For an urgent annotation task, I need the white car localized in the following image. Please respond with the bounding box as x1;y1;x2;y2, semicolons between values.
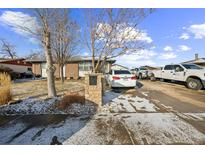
106;70;137;88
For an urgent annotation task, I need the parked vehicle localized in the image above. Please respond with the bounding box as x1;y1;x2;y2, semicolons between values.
131;67;152;79
150;64;205;90
106;69;137;88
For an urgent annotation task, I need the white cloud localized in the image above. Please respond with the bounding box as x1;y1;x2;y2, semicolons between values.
178;45;191;51
188;23;205;39
134;50;157;59
163;46;173;52
0;11;39;43
179;33;190;40
96;23;153;43
116;49;157;68
159;52;177;60
116;58;156;68
83;52;89;56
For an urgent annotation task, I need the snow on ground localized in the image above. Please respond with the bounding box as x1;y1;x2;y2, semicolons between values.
64;113;205;145
0;98;59;115
1;90;205;145
63;90;205;145
184;113;205;121
0;115;90;145
102;90;158;113
0;97;96;115
141;92;149;97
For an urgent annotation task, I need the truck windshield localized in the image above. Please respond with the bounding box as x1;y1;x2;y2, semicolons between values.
139;67;148;70
114;70;131;74
182;64;203;70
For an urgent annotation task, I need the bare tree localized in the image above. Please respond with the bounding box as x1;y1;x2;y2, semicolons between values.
33;9;57;97
52;9;79;83
83;9;154;73
0;39;17;59
26;50;45;60
7;9;57;97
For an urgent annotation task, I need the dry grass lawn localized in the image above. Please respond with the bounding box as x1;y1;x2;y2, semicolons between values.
0;73;12;105
11;79;85;101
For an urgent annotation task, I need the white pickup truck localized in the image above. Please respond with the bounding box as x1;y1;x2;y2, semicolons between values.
150;64;205;90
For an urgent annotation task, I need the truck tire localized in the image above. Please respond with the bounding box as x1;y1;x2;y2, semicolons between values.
150;74;156;81
187;78;202;90
138;73;142;80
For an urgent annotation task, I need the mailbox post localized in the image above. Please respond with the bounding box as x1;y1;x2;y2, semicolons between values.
85;73;103;106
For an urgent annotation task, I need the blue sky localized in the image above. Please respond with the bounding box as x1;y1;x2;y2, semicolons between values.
0;8;205;68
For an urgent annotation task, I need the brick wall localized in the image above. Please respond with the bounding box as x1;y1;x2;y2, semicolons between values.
32;64;41;76
66;63;79;79
85;73;103;106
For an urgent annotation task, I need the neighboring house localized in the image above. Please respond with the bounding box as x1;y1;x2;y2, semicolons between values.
111;64;129;70
0;58;32;73
182;54;205;68
27;56;115;79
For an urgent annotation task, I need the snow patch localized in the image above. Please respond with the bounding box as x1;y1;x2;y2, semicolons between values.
141;92;149;97
0;97;96;115
64;113;205;145
102;91;157;113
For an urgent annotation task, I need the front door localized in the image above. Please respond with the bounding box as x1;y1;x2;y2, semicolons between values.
162;65;174;80
173;65;185;81
41;63;47;78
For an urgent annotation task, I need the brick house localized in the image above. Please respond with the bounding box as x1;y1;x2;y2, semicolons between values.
27;57;115;79
0;58;32;73
182;54;205;68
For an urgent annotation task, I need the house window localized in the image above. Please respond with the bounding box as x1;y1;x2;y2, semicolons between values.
27;68;32;71
79;62;84;71
79;61;92;71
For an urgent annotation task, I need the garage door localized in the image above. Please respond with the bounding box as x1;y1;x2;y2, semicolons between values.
41;63;47;78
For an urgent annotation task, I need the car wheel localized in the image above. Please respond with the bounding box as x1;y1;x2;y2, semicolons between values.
187;78;202;90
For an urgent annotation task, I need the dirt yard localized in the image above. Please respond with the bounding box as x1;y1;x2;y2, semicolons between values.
11;79;84;101
138;80;205;112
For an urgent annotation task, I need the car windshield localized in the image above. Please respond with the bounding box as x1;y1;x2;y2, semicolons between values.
182;64;203;70
114;70;131;74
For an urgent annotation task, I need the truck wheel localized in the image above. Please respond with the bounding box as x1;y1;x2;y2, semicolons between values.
160;78;164;82
150;74;156;81
138;74;142;80
187;78;202;90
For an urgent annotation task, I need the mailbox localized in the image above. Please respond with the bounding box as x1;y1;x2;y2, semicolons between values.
89;75;97;85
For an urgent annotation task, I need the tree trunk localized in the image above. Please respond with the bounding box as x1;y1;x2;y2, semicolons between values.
44;31;57;97
60;64;64;83
91;31;95;73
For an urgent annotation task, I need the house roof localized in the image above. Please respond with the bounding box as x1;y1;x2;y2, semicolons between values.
26;56;116;63
0;58;32;66
0;58;25;62
182;58;205;64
